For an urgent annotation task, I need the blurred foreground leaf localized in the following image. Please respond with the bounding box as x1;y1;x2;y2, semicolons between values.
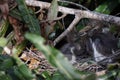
25;33;95;80
9;9;22;21
12;48;35;80
16;0;40;35
0;20;9;37
95;0;119;14
0;37;7;54
47;0;58;20
0;71;12;80
0;53;35;80
14;40;27;56
0;37;7;47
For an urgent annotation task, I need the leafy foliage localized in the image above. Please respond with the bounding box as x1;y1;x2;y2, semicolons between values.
0;54;35;80
16;0;41;35
95;0;119;14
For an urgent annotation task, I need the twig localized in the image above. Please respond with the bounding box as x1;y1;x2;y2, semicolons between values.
57;0;90;11
54;13;67;21
53;13;82;46
79;26;92;34
40;13;67;23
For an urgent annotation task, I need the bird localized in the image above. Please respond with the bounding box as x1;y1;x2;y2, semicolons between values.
89;27;118;64
60;43;82;64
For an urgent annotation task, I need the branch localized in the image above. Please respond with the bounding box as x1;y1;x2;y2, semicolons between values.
25;0;120;45
76;11;120;26
25;0;120;26
53;14;82;46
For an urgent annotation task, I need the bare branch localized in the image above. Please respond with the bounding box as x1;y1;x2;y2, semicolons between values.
25;0;120;45
25;0;120;26
25;0;75;14
76;11;120;26
40;13;67;23
53;13;82;46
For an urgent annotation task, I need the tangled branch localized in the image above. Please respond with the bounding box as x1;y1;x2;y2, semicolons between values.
25;0;120;45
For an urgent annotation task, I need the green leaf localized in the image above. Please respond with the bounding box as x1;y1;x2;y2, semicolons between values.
0;71;12;80
9;8;22;21
12;48;35;80
0;37;7;47
14;40;27;56
0;47;3;54
45;0;58;36
0;58;14;70
25;33;95;80
17;65;35;80
0;20;9;37
116;70;120;80
0;55;14;70
14;66;26;80
51;71;66;80
41;71;51;80
47;0;58;20
95;0;119;14
15;0;40;35
6;31;14;47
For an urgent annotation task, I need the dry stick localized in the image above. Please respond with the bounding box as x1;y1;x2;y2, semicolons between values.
40;13;67;23
54;13;82;46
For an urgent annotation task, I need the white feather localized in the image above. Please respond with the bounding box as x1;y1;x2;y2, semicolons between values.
92;42;106;62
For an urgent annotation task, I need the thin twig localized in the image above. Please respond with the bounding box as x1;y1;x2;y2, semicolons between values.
57;0;90;11
53;13;82;46
40;13;67;23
